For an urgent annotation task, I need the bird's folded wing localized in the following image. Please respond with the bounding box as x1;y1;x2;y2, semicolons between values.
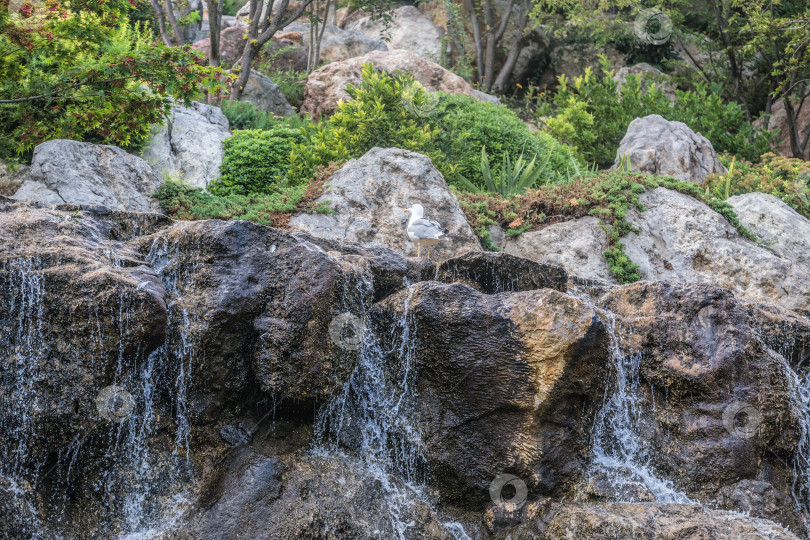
408;218;446;238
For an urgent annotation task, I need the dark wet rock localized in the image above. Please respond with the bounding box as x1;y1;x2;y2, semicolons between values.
0;476;42;540
597;281;801;513
435;251;567;294
180;449;452;539
374;281;610;506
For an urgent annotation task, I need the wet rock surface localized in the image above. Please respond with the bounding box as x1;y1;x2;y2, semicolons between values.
2;196;810;538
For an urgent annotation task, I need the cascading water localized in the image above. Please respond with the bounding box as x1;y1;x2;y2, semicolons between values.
0;245;198;539
588;309;694;504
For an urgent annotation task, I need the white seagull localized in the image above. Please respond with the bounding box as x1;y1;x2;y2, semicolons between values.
404;204;447;258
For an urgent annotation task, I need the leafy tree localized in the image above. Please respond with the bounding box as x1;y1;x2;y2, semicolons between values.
0;0;229;160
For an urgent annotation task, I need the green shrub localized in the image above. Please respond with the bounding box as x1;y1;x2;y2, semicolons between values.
288;63;579;190
210;126;306;196
219;100;310;131
155;168;334;227
430;93;582;187
703;152;810;218
288;64;442;182
541;57;774;166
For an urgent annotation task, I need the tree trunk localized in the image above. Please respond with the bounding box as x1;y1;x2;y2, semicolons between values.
150;0;174;46
207;0;224;67
164;0;185;45
464;0;485;87
491;3;528;93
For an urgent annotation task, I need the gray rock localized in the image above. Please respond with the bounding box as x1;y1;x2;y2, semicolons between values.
727;192;810;270
285;22;387;63
141;101;231;189
13;139;162;211
345;6;443;60
289;147;481;260
240;70;294;117
472;89;501;105
502;216;616;283
622;188;810;312
613;114;727;182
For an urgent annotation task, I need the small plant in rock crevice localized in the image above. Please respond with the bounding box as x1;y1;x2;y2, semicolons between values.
455;171;760;283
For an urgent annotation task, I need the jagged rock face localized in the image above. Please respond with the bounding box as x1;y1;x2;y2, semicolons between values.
141;101;231;189
596;281;805;529
0;198;168;470
289;147;481;261
178;450;452;539
345;6;443;59
12;139;162;211
435;251;568;294
613;114;727;182
191;26;247;66
373;282;610;505
300;49;479;119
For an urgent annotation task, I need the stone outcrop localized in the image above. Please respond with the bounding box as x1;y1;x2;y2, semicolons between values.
500;187;810;313
239;70;294;116
345;6;443;60
613;114;727;182
13;139;162;211
141;101;231;189
300;49;478;119
374;282;610;505
765;99;810;160
289;147;481;260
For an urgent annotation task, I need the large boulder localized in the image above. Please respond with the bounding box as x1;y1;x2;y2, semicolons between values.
13;139;162;211
240;70;294;116
345;6;443;60
501;187;810;313
289;147;481;260
141;101;231;189
300;49;479;119
285;22;387;64
621;187;810;312
613;114;727;182
191;25;247;66
613;62;676;102
373;281;610;505
497;216;614;281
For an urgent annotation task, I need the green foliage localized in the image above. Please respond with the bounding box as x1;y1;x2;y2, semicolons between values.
541;57;773;165
430;93;582;187
210;126;307;196
288;64;442;182
154;178;331;227
455;170;759;283
461;146;556;196
223;0;249;16
0;0;229;161
703;152;810;218
219;99;310;131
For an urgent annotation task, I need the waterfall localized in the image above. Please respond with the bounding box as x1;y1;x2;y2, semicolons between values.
588;310;694;504
313;283;439;537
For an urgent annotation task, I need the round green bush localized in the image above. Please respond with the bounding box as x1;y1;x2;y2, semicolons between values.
430;94;582;187
210;127;306;196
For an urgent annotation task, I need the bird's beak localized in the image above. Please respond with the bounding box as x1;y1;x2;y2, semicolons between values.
403;209;410;213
